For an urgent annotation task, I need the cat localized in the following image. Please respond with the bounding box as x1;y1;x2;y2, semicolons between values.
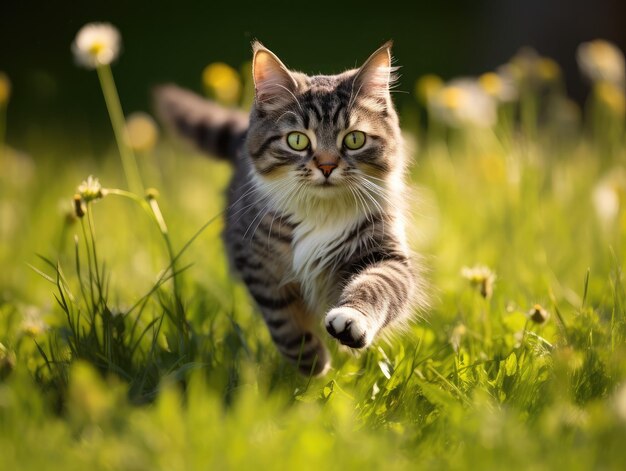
155;41;427;375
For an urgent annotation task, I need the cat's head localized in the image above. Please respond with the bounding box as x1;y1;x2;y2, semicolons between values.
247;41;403;210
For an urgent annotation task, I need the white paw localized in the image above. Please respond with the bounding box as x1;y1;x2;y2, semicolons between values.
325;307;373;348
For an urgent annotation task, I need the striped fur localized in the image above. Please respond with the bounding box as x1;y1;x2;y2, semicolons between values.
155;41;427;375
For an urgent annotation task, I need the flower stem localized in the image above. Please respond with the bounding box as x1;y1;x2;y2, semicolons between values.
106;188;188;343
96;65;144;195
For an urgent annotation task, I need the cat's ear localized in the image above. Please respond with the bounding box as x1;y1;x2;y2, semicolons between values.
353;41;396;99
252;41;298;109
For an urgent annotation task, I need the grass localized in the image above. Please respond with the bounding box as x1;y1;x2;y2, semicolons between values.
1;53;626;469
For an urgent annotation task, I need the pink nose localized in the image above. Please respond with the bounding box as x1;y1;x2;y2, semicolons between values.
317;162;337;177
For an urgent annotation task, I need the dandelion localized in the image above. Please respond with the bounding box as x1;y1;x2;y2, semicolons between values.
202;62;242;105
478;71;518;103
0;72;11;105
506;48;562;88
72;23;122;69
429;79;497;128
537;57;561;82
595;81;626;117
124;112;159;153
77;175;105;203
527;304;550;324
461;265;496;299
577;39;625;86
20;306;49;337
72;22;143;195
415;74;443;105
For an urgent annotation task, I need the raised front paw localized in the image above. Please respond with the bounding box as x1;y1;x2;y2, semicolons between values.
325;306;374;349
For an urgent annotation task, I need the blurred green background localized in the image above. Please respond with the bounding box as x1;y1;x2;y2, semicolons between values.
2;3;626;470
2;0;625;150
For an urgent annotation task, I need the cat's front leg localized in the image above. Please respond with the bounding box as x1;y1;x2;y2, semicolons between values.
325;256;415;348
247;281;330;375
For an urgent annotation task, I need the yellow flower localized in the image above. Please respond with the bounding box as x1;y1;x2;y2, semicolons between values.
125;112;159;153
440;86;467;109
537;58;561;82
461;265;496;299
202;62;242;105
0;71;11;105
577;39;625;86
479;71;518;102
430;80;497;128
595;80;626;116
527;304;550;324
77;175;104;203
415;74;443;105
72;23;122;69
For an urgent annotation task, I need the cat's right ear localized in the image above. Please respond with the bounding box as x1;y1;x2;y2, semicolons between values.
252;41;298;110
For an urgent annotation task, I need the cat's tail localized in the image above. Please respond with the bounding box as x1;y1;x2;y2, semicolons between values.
153;84;249;162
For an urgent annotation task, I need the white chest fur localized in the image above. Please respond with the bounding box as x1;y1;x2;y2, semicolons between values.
291;214;362;314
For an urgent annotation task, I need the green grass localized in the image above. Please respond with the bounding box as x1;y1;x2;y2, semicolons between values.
1;75;626;469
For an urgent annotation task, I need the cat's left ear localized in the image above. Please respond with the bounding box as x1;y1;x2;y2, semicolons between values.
353;41;396;99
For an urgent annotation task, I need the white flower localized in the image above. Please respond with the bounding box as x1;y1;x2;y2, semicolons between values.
592;169;624;225
461;265;496;299
429;79;497;128
77;175;104;202
577;39;625;86
72;23;121;69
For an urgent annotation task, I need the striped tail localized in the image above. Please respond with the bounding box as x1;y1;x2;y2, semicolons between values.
153;84;249;162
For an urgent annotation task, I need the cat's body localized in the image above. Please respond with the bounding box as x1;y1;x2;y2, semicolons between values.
156;42;427;375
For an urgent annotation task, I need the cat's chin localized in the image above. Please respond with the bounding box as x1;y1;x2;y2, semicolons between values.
307;182;345;198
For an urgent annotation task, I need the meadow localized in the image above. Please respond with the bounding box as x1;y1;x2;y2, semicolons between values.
1;26;626;470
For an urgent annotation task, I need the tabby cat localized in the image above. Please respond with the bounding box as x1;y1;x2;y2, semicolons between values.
155;41;427;375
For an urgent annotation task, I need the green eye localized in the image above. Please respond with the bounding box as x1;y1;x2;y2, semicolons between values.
343;131;366;150
287;132;310;151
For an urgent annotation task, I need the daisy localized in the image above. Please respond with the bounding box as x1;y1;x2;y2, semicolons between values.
577;39;625;86
72;23;122;69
